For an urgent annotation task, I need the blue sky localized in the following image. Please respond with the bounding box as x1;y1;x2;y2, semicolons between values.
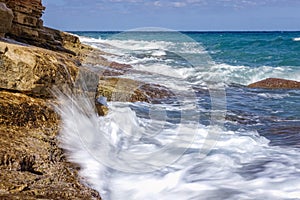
42;0;300;31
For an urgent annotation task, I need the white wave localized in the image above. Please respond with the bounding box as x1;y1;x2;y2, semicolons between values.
62;33;300;200
190;63;300;86
151;50;166;57
134;63;194;79
79;36;103;43
86;37;299;87
56;90;300;200
79;36;207;55
293;37;300;41
257;93;290;99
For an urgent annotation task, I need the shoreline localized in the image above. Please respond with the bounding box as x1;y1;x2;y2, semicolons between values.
0;1;175;198
1;1;300;199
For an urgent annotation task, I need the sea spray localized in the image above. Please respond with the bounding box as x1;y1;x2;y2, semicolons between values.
55;88;300;199
54;30;300;199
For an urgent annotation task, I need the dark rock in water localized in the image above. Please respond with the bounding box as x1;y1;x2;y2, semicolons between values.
248;78;300;89
0;2;13;37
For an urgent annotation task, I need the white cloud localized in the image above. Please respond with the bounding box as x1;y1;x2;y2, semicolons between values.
153;1;162;7
109;0;142;2
172;2;186;7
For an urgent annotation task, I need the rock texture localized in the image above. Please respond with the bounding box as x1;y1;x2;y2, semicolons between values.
0;1;105;197
248;78;300;89
0;40;80;98
97;77;174;103
0;0;77;54
0;91;100;199
0;2;13;37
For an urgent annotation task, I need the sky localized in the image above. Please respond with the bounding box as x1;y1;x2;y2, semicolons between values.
42;0;300;31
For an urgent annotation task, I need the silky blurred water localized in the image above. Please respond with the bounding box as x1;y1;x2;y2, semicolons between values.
57;31;300;199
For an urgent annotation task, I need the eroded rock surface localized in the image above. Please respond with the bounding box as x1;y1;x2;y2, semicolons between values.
0;0;78;54
0;91;101;199
248;78;300;89
0;41;79;98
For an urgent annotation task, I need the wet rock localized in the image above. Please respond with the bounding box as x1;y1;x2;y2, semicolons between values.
96;77;174;103
82;48;132;76
95;96;109;116
248;78;300;89
0;2;13;37
0;91;101;199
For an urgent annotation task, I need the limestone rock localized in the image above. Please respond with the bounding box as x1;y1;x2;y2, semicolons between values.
0;0;79;54
0;40;79;98
0;3;13;37
4;0;44;40
248;78;300;89
96;77;174;103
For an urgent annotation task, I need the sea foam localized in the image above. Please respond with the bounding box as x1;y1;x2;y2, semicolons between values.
293;37;300;41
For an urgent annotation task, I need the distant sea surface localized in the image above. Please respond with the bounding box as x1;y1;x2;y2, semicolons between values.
62;31;300;199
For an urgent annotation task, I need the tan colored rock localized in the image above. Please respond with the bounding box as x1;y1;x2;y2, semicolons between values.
95;104;109;116
0;41;79;98
13;11;39;27
0;2;13;37
0;91;101;199
248;78;300;89
1;0;78;54
97;77;174;103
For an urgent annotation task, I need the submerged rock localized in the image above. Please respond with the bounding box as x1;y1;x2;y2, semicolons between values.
0;2;13;37
248;78;300;89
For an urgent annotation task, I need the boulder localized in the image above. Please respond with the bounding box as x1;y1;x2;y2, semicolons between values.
0;3;13;37
248;78;300;89
96;77;174;103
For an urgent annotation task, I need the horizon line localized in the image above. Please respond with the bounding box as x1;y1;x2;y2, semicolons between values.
66;30;300;33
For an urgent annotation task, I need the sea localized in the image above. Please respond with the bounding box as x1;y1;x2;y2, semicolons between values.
56;30;300;200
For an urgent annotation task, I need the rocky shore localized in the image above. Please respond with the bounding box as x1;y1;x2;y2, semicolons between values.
0;0;174;199
1;0;299;199
0;0;101;199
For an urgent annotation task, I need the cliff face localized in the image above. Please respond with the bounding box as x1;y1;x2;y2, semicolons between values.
0;0;77;54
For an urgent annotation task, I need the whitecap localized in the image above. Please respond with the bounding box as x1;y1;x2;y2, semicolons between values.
189;63;300;86
293;37;300;41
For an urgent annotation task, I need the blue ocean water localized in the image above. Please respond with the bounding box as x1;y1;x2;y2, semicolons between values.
59;31;300;199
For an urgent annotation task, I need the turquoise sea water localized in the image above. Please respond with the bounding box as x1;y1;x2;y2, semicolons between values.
60;31;300;199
